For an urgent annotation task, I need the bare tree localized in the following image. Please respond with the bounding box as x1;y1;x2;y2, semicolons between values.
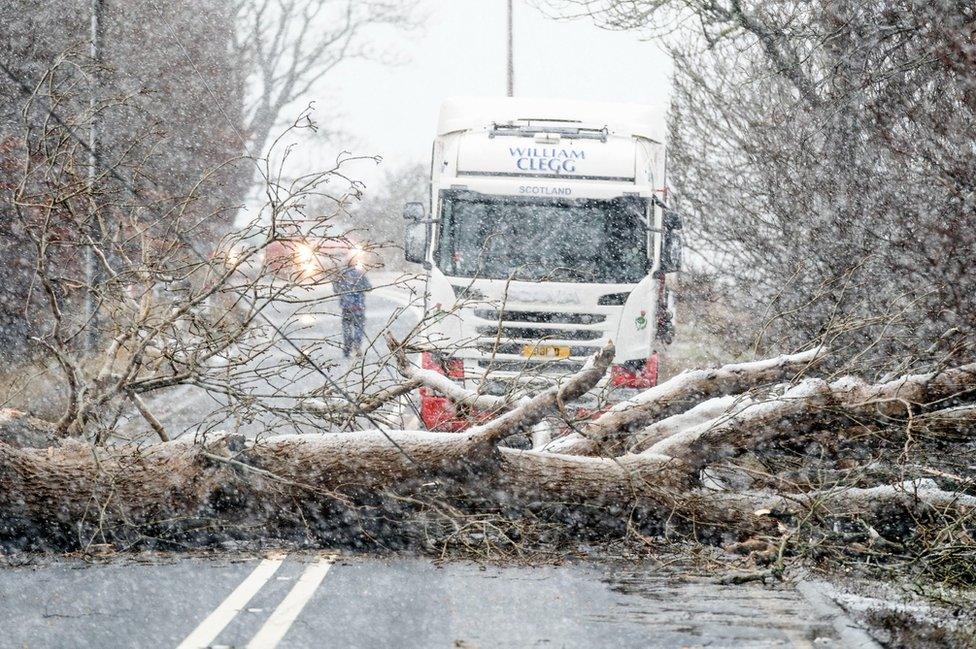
545;0;976;372
0;0;251;357
229;0;419;163
2;55;422;445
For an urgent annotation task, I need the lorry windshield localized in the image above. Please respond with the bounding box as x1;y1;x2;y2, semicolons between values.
436;192;649;283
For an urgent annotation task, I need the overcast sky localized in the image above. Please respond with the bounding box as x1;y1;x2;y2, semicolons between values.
309;0;672;189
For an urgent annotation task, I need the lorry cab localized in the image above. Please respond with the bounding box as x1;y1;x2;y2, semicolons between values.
404;97;681;430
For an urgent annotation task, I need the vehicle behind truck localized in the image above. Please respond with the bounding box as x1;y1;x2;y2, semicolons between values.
403;97;682;430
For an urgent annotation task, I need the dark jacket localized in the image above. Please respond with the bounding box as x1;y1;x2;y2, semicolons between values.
333;266;371;311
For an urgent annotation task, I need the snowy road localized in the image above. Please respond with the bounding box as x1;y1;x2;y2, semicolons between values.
0;552;872;648
117;274;425;441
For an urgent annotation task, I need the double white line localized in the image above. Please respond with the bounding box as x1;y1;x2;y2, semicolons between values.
176;552;338;649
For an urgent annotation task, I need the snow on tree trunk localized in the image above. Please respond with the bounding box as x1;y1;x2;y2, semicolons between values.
1;348;974;551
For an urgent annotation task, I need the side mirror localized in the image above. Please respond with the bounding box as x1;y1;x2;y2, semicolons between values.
659;209;683;274
402;201;425;222
404;220;427;264
663;209;683;232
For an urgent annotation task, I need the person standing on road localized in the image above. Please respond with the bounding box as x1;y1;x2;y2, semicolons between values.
333;253;372;357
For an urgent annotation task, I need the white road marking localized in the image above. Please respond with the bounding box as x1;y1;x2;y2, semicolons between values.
175;553;286;649
246;553;339;649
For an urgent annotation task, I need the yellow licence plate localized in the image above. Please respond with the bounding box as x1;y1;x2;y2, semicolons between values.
521;344;571;359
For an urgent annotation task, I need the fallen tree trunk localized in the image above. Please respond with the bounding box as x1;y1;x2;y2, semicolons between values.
0;345;617;545
705;479;976;518
2;348;974;557
572;347;826;455
544;394;756;456
497;447;688;499
245;343;617;488
647;365;976;475
0;436;239;546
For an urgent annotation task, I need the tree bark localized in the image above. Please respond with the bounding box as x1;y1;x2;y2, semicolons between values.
0;344;616;540
574;347;824;455
3;350;975;551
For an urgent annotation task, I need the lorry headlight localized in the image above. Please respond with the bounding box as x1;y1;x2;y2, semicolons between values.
294;243;315;265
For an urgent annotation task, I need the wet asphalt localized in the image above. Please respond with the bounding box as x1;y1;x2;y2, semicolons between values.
0;552;855;648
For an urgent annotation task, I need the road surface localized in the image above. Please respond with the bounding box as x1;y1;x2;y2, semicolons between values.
0;551;874;648
115;272;425;441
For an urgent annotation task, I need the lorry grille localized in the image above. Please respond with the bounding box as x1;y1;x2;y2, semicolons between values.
473;309;605;326
475;325;602;342
466;306;612;383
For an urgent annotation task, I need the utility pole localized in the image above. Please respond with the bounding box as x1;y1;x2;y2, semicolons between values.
506;0;514;97
86;0;103;350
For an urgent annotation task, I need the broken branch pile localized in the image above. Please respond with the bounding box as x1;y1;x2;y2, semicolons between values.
1;345;974;578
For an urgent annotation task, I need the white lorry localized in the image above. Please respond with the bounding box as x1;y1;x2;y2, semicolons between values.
403;97;682;430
